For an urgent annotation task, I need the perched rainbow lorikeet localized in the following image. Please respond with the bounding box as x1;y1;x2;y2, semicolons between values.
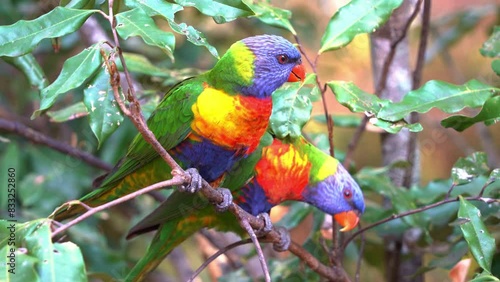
123;132;365;281
54;35;305;221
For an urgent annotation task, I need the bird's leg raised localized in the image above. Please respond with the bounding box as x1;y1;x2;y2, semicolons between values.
179;168;203;193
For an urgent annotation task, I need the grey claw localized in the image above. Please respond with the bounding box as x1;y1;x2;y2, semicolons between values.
180;168;203;193
273;227;290;252
214;188;233;212
255;213;273;237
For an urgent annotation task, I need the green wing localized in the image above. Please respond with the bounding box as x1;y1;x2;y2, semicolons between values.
54;76;206;221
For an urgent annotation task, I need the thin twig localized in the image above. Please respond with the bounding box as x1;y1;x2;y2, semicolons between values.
293;35;335;157
51;176;184;238
239;219;270;282
342;195;498;249
188;238;253;282
354;229;365;282
199;230;242;269
0;118;112;171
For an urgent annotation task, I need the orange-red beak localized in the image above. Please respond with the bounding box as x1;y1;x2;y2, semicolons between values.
334;211;360;232
288;63;305;82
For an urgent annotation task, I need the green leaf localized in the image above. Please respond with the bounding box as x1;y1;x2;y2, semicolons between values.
122;0;219;57
244;0;296;35
441;96;500;131
492;59;500;76
46;102;88;122
457;197;496;272
319;0;403;53
115;8;175;60
60;0;95;9
270;74;316;139
369;117;423;134
489;168;500;183
174;0;253;23
378;80;500;122
124;0;183;20
167;20;218;58
451;152;490;185
470;272;500;282
2;54;48;90
32;42;103;118
83;68;124;147
480;25;500;58
0;219;87;282
0;7;97;57
327;81;421;133
328;80;389;113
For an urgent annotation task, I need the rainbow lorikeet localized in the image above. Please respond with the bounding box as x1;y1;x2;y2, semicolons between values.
124;133;365;281
54;35;305;221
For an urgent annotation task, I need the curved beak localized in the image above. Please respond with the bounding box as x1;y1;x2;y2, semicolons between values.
288;63;305;82
334;210;360;232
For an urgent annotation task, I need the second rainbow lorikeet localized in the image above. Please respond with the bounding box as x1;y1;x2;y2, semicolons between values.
54;35;305;221
123;132;365;281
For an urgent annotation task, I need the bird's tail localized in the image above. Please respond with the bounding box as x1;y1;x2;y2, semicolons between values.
125;218;202;281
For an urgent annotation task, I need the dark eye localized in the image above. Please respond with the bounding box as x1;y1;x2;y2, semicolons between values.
343;188;353;200
276;54;289;64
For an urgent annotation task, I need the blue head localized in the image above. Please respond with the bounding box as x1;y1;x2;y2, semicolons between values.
210;35;304;98
302;163;365;231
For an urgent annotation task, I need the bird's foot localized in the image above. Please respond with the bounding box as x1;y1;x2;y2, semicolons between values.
255;213;273;237
273;227;291;252
179;168;203;193
213;188;233;213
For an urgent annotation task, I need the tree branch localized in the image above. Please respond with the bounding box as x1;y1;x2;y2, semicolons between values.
51;176;184;238
0;117;112;171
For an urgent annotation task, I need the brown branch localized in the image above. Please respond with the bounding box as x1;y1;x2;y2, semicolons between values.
403;0;431;189
342;195;498;249
0;117;112;171
106;0;183;174
51;176;184;238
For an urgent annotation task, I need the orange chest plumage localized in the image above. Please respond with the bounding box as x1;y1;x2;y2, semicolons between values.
190;87;272;154
254;139;312;203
